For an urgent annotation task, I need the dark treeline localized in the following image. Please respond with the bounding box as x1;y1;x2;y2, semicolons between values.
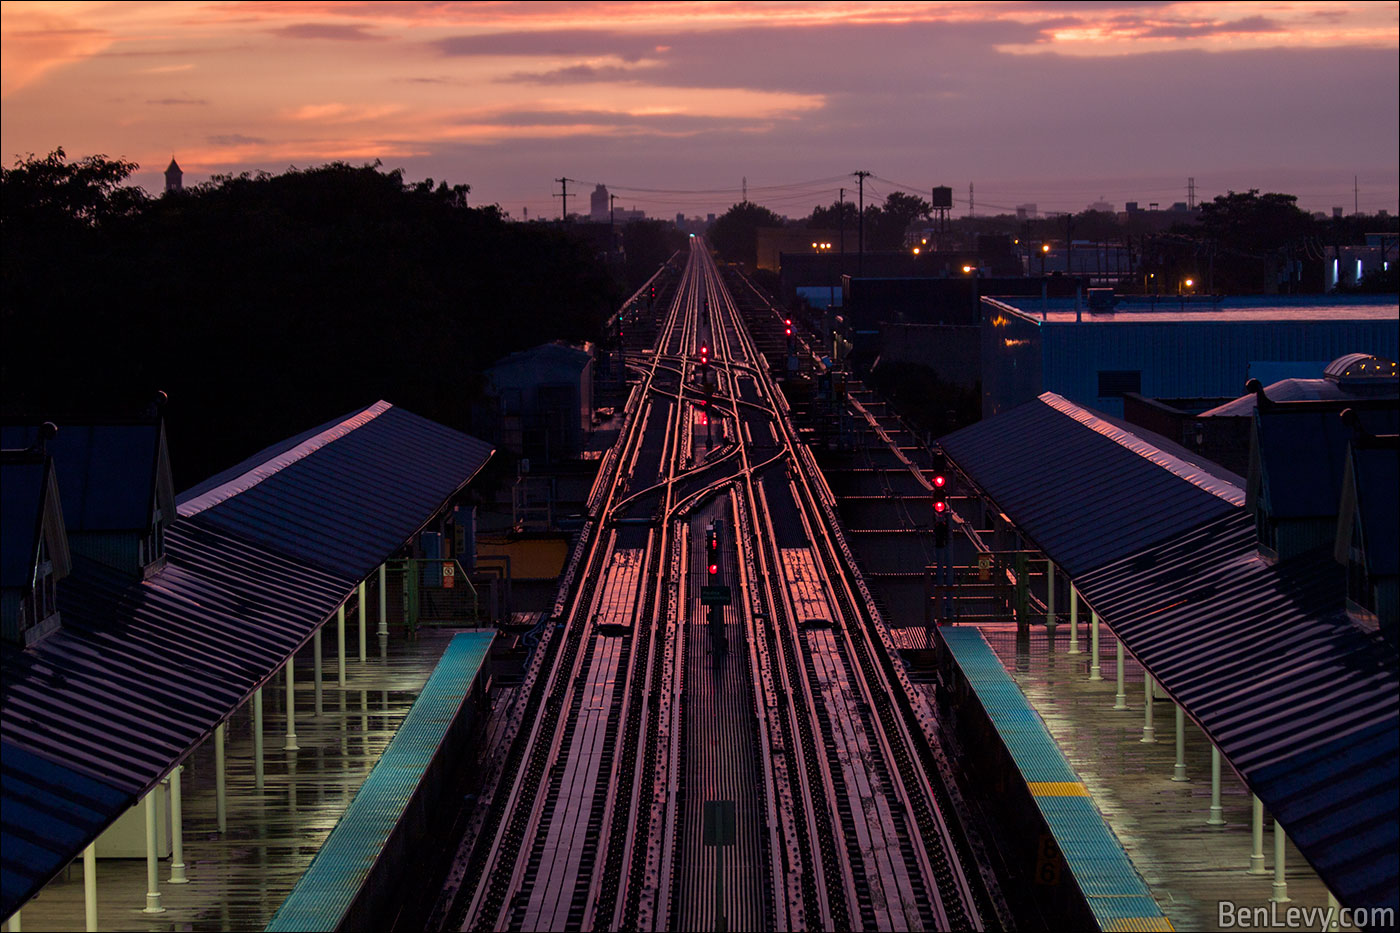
1;150;625;487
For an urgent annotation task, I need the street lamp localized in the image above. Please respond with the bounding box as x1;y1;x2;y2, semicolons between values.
1041;243;1050;276
812;241;834;310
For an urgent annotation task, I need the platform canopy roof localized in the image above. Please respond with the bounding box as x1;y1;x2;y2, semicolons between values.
1;401;492;917
940;392;1398;912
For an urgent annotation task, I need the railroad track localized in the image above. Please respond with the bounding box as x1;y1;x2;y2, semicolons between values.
444;241;995;932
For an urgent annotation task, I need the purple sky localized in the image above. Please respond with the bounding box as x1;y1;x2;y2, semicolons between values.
2;1;1397;219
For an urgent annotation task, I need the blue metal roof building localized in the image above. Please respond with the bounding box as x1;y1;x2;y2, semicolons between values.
940;392;1399;912
0;400;493;918
980;295;1399;419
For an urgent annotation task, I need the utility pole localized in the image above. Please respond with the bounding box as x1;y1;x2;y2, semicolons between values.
1188;176;1196;211
554;177;570;221
742;176;747;203
1354;175;1359;216
1065;212;1074;280
839;187;846;255
854;171;870;276
969;181;974;219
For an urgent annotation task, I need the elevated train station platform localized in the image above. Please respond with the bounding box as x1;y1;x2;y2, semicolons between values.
10;627;492;932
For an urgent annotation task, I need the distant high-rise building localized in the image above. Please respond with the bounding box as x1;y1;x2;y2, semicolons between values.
591;184;610;223
1015;203;1037;220
1125;201;1140;214
164;157;183;194
1088;198;1114;213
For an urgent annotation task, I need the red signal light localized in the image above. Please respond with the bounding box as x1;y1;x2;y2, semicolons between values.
933;474;947;488
933;500;947;514
709;563;719;576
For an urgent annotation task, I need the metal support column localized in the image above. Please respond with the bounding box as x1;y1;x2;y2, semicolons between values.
1172;706;1188;781
214;724;226;833
313;629;323;715
83;843;97;931
1067;585;1080;654
1045;561;1056;642
1141;673;1156;741
253;688;264;792
284;658;299;751
1208;745;1225;825
1271;821;1290;902
1113;638;1128;709
377;562;389;656
337;604;346;687
1249;796;1267;873
1089;611;1102;680
143;792;165;913
358;580;367;663
168;766;187;883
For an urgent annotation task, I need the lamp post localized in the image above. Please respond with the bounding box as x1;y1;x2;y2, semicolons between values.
813;241;833;311
1041;243;1050;276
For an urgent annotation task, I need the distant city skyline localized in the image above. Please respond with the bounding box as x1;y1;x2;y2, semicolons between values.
2;1;1397;219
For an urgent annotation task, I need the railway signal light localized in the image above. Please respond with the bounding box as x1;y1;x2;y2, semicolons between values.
784;318;793;338
932;451;950;517
706;527;719;576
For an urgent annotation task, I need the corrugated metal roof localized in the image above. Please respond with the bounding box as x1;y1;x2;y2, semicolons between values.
1;425;160;531
0;741;129;911
1;401;493;917
940;393;1241;578
178;403;494;579
1075;511;1399;911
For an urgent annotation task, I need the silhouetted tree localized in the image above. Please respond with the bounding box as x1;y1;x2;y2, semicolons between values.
1;153;620;485
1197;190;1314;255
806;199;858;232
622;220;687;291
709;201;786;266
865;191;931;251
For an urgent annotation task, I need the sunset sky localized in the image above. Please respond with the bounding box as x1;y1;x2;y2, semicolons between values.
2;1;1397;219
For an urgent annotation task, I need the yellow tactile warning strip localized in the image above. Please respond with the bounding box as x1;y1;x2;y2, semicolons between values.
1026;781;1090;797
1105;917;1176;931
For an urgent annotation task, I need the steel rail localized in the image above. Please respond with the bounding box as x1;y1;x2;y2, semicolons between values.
715;256;986;930
723;265;991;930
458;252;694;932
700;248;835;931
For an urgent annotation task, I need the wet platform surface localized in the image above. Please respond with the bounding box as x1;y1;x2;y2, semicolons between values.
972;621;1355;933
15;626;468;932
